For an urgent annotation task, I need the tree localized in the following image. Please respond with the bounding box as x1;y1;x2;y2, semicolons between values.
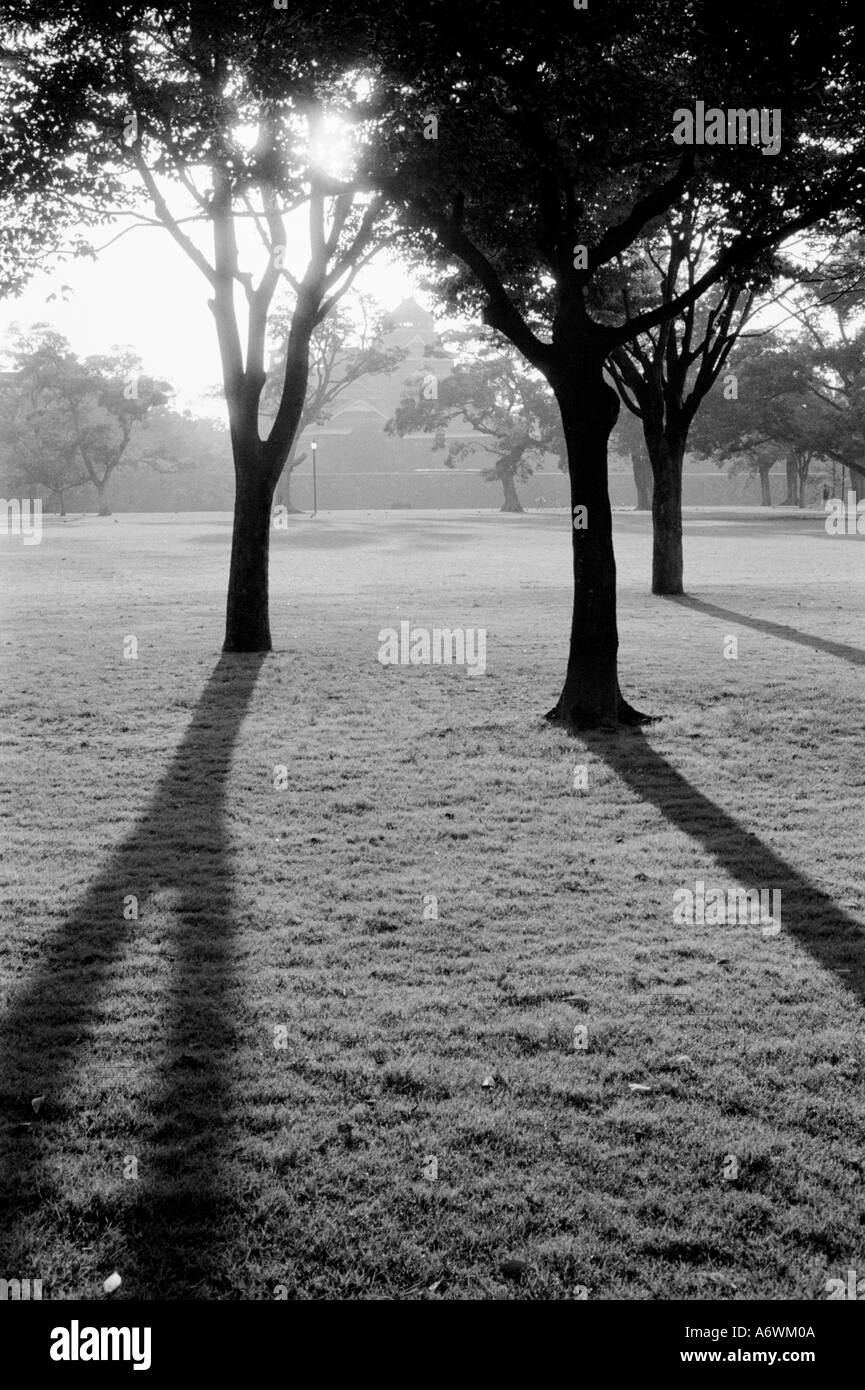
0;327;172;514
0;330;90;516
386;331;564;512
367;0;865;725
611;402;653;511
73;351;173;515
0;36;119;302
788;237;865;503
263;295;405;512
741;443;780;508
689;335;835;507
120;409;230;510
2;3;391;648
603;194;776;589
0;194;99;303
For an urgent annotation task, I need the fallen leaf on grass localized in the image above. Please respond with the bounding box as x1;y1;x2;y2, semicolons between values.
696;1271;738;1290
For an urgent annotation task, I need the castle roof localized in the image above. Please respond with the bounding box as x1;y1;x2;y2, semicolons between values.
389;297;434;330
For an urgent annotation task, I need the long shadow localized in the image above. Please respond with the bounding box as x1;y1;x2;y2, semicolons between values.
582;727;865;1007
0;654;265;1297
670;594;865;668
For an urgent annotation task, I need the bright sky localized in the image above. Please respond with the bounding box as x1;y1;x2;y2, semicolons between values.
0;191;420;416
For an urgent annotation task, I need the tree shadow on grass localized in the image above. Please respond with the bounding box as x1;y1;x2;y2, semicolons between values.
580;727;865;1008
0;654;265;1297
669;595;865;669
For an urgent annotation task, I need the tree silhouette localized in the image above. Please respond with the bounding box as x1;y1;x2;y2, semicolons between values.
387;331;564;512
0;327;171;515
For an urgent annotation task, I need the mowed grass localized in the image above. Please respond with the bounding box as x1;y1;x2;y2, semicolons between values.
1;506;864;1301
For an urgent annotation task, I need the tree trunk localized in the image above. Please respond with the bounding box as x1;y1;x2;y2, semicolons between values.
851;467;865;504
758;463;772;507
782;452;798;506
212;228;315;653
631;443;653;510
647;430;685;595
274;453;304;512
796;454;809;507
500;469;524;513
223;451;277;653
545;362;651;728
96;481;111;516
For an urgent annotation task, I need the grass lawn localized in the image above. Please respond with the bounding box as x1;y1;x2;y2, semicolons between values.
1;506;864;1300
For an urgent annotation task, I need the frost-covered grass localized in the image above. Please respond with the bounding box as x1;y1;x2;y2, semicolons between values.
1;507;863;1300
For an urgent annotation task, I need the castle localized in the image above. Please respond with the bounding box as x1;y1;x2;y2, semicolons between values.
290;296;496;508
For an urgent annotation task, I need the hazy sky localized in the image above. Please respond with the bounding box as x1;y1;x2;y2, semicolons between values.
0;192;420;415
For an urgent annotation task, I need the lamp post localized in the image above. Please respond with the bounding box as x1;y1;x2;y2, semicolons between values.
311;440;318;518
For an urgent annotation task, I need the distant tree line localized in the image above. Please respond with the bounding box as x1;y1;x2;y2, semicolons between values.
0;326;231;515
